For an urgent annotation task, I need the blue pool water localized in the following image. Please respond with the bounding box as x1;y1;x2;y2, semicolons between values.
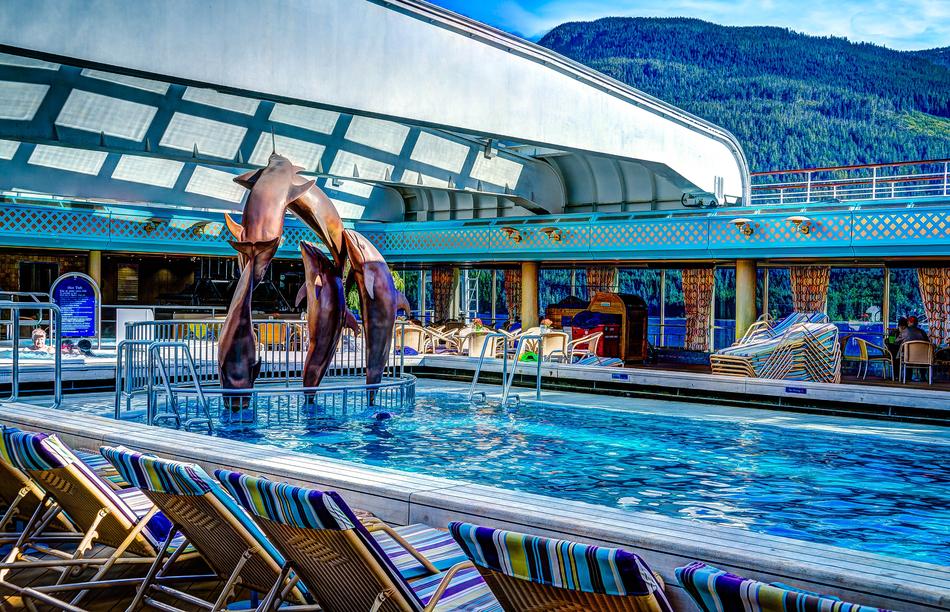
218;391;950;566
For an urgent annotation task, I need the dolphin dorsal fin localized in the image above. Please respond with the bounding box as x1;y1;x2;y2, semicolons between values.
224;213;244;241
287;179;315;203
364;268;376;300
233;168;263;189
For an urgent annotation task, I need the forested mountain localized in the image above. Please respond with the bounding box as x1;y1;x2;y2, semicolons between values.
537;18;950;171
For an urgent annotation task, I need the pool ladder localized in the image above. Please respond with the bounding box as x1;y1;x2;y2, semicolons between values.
469;332;543;407
146;342;212;433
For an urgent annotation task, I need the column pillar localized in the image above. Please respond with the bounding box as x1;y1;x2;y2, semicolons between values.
735;259;757;340
87;250;102;286
520;261;539;328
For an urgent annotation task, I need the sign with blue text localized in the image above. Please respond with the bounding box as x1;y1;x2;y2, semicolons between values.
51;273;100;338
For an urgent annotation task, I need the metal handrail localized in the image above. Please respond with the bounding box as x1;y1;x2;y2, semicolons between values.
501;333;543;407
146;341;211;432
750;159;950;205
468;332;510;403
114;339;154;418
0;301;62;409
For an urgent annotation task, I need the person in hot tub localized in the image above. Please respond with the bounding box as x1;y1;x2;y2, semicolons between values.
25;328;52;353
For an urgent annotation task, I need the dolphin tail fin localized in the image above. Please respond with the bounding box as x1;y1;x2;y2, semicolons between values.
228;236;281;259
233;168;263;189
224;213;244;241
287;179;315;202
295;284;307;308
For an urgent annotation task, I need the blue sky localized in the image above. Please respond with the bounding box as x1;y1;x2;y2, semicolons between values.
429;1;950;50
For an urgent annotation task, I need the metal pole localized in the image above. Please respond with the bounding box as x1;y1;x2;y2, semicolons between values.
871;166;877;199
10;307;19;402
882;266;891;339
659;270;667;348
943;162;948;197
490;270;497;325
805;172;812;203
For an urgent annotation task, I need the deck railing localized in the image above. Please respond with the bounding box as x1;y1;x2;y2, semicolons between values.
750;158;950;206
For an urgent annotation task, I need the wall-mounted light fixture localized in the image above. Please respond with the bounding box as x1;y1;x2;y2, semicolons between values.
539;226;563;242
500;227;523;243
788;215;813;235
729;218;754;236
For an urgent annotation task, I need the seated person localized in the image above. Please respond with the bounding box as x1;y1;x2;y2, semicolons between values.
899;316;930;344
24;328;51;353
889;317;908;342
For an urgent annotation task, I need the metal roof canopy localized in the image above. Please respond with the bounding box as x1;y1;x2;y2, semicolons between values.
0;0;750;220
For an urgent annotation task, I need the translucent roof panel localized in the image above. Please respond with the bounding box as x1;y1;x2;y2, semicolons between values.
80;69;170;95
160;113;247;159
182;87;260;116
112;155;184;188
269;103;339;134
56;90;157;141
329;151;393;198
410;132;469;173
249;133;324;172
0;81;50;121
28;145;107;175
185;166;246;203
0;139;20;160
345;116;410;155
471;154;524;188
331;198;365;219
0;52;59;70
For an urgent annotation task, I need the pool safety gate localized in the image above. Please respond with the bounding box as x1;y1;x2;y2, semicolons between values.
116;319;415;431
0;301;63;409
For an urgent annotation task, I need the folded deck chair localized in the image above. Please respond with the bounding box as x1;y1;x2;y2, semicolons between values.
449;522;673;611
101;446;311;612
216;469;500;612
573;355;624;367
676;562;888;611
0;431;199;611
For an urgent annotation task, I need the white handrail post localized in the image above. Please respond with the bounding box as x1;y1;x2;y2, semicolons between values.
805;172;812;203
944;162;948;197
871;166;877;199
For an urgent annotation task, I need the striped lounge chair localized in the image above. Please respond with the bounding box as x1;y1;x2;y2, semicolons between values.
100;446;313;611
216;469;500;611
0;431;200;610
448;522;673;611
676;562;889;611
0;426;129;536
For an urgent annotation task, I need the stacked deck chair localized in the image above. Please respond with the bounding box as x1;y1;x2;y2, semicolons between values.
711;313;841;383
216;469;500;612
0;431;200;611
676;562;889;612
100;446;314;612
449;522;673;611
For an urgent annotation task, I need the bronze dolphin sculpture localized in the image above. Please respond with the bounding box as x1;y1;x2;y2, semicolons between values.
218;237;280;411
343;229;396;402
395;290;412;317
297;241;345;393
226;153;314;282
288;186;346;270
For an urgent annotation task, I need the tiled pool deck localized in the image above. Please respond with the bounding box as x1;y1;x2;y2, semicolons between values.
2;378;948;611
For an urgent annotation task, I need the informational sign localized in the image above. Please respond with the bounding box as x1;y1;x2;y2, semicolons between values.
51;273;100;339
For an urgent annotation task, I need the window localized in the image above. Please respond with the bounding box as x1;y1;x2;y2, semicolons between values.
618;269;661;345
664;270;685;348
713;267;736;350
766;268;794;320
19;262;58;293
888;268;926;331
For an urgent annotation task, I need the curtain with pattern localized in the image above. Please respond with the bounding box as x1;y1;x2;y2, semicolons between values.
504;269;521;322
683;268;714;352
918;268;950;346
586;266;618;296
790;266;830;314
432;268;456;322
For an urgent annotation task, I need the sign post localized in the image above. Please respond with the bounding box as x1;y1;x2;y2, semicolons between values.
50;272;101;349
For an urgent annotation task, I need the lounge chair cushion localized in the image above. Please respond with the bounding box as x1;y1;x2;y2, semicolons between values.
376;523;469;580
411;565;501;611
675;562;887;612
449;522;667;600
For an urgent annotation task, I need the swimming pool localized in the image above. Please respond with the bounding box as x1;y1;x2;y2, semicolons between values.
65;385;950;566
210;388;948;566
